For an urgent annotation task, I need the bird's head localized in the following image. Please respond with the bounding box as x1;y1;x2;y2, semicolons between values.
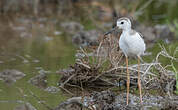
116;17;131;30
103;17;132;36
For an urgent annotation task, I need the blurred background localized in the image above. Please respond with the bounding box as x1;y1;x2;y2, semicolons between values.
0;0;177;110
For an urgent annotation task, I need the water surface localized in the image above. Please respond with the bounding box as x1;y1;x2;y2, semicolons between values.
0;16;76;110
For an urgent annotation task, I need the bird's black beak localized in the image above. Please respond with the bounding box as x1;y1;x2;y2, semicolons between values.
104;27;117;36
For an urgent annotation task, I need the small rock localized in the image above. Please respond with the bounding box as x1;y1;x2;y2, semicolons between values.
0;61;4;63
44;36;53;42
72;30;100;47
154;24;174;42
32;59;40;63
38;17;47;22
0;69;26;85
135;23;175;46
39;24;45;28
92;90;115;104
20;32;32;38
12;26;26;31
54;31;62;35
28;73;47;89
23;59;29;63
44;86;60;93
25;54;31;58
60;21;84;35
35;67;43;70
38;69;50;74
136;24;156;42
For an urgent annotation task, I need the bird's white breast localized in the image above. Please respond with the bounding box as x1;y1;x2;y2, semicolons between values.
119;30;146;57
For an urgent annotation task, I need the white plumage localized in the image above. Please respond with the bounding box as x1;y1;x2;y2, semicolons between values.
116;17;145;105
119;31;146;57
117;18;146;57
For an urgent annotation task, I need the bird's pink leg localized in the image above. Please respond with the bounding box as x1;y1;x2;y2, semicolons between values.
126;56;130;105
137;56;143;104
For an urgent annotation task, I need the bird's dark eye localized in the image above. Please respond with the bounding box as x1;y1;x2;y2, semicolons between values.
121;22;124;24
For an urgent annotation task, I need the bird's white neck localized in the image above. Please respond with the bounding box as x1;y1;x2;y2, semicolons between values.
122;28;131;33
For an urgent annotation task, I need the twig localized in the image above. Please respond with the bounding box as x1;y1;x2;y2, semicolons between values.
29;91;53;110
156;44;178;62
142;63;159;76
54;97;83;110
96;39;104;68
65;83;83;90
99;78;117;86
59;86;74;96
104;73;141;79
105;66;156;76
96;40;103;58
76;62;91;69
90;72;106;82
80;47;89;58
97;58;107;69
130;62;160;68
60;74;76;87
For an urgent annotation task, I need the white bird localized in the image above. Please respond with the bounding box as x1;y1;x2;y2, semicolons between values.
117;17;146;105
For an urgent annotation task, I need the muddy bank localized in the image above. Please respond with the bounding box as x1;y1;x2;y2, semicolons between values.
0;69;25;85
56;31;178;109
57;62;177;109
54;90;178;110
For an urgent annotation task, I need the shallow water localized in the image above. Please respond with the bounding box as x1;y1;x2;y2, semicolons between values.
0;10;177;110
0;16;76;110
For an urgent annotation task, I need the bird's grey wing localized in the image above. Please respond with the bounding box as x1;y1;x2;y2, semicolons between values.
137;32;144;39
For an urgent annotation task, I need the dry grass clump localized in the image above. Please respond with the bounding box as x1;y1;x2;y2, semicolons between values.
58;33;177;97
58;33;122;92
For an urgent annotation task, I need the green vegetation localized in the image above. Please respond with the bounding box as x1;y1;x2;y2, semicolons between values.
169;19;178;38
138;0;178;24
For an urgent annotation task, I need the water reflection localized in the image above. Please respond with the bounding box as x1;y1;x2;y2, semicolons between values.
0;16;76;110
